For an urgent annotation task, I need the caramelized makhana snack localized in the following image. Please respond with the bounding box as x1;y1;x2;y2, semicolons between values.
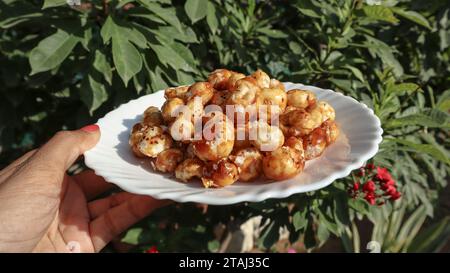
129;68;339;188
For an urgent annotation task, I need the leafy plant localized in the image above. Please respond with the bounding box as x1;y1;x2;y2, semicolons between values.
0;0;449;253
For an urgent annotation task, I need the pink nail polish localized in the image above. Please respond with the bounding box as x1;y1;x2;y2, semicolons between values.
81;124;99;132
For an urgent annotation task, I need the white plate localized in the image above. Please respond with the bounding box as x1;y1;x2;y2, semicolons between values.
84;83;383;205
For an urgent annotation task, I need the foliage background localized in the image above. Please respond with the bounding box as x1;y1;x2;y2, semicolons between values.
0;0;449;252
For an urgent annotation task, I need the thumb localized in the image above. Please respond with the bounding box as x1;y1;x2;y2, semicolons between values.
32;124;101;173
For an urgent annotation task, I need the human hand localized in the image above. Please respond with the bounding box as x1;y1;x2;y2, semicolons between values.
0;125;168;253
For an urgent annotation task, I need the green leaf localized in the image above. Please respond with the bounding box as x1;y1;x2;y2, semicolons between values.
42;0;66;9
363;5;399;24
436;90;450;112
292;210;307;231
408;217;450;253
128;9;167;24
333;194;350;227
388;139;450;165
396;205;427;251
101;16;114;44
116;0;135;9
259;221;280;249
0;1;42;29
316;207;339;235
206;1;218;34
256;27;288;39
385;111;450;129
303;219;317;249
150;40;195;73
288;41;302;54
296;0;321;18
121;227;144;245
365;35;404;77
112;36;142;86
138;1;183;32
0;12;43;28
317;222;330;244
207;240;220;252
392;8;432;30
127;27;148;49
93;50;112;85
148;67;169;92
176;70;195;85
81;27;92;51
29;29;80;75
157;25;199;43
348;198;369;214
80;70;108;114
101;17;148;48
185;0;207;24
328;78;353;93
344;65;365;82
386;82;421;95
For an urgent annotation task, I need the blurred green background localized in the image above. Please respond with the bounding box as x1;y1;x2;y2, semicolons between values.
0;0;449;252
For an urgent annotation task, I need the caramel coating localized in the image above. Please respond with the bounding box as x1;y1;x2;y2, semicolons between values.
164;85;189;100
210;91;230;111
280;106;323;137
175;158;204;182
269;78;285;91
208;69;233;90
302;120;339;160
325;120;339;144
249;120;285;152
129;123;147;157
192;114;234;161
286;89;316;109
225;72;246;90
230;147;263;182
251;69;271;89
161;97;184;124
136;125;173;158
186;98;204;122
317;101;335;122
227;77;260;107
143;106;164;126
262;146;305;180
201;159;239;188
233;125;252;152
284;136;304;155
256;88;287;123
169;114;194;142
257;88;287;111
154;148;184;173
185;82;214;105
130;68;339;188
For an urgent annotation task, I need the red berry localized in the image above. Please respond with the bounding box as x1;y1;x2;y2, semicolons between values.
366;163;375;170
146;246;159;253
356;168;365;177
363;180;376;192
375;167;392;182
390;191;401;201
384;185;397;196
386;179;395;186
353;182;360;191
364;192;376;205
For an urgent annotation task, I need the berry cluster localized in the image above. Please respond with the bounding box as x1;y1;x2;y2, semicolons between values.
349;164;401;205
145;245;159;253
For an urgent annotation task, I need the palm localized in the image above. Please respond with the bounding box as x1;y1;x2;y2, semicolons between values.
34;176;94;252
33;171;166;253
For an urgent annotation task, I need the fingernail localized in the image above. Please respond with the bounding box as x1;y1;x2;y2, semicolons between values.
81;124;99;132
